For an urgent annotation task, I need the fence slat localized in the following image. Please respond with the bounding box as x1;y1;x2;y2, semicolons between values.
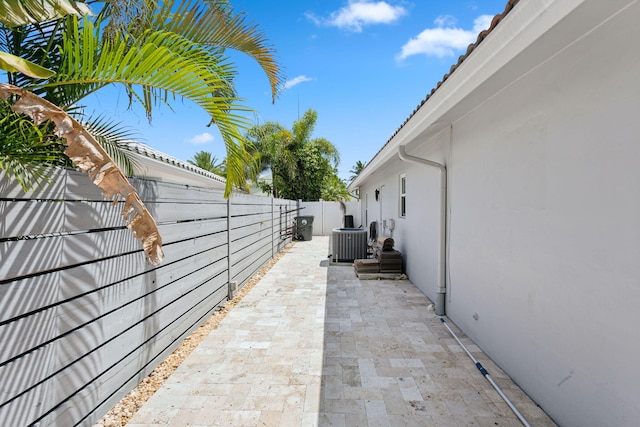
0;167;295;426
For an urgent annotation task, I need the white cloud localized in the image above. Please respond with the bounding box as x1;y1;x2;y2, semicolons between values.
187;132;214;144
307;1;407;32
434;15;457;28
283;75;314;90
397;14;494;60
305;12;322;26
473;14;494;33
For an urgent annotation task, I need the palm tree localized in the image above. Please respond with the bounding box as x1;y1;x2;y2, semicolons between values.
188;151;225;176
1;0;283;196
246;109;341;201
321;173;351;202
349;160;366;182
0;0;283;264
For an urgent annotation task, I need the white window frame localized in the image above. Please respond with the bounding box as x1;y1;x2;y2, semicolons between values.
399;174;406;218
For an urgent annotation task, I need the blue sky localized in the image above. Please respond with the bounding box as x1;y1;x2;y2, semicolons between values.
84;0;508;180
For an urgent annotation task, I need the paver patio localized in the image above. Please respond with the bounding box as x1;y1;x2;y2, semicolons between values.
126;236;555;426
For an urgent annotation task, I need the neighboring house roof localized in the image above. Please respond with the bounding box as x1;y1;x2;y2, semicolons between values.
350;0;519;188
125;141;227;190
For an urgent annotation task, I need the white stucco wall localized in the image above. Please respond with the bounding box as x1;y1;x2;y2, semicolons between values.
352;1;640;425
356;160;442;301
445;9;640;425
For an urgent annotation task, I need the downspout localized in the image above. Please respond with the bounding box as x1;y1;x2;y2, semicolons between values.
398;145;447;316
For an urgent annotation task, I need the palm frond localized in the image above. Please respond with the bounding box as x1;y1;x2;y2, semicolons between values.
3;3;281;197
0;0;90;27
1;83;164;265
148;0;283;102
1;20;59;82
98;0;155;40
30;16;252;195
292;109;317;148
80;114;141;176
0;51;55;78
45;17;242;116
0;99;66;191
312;137;340;167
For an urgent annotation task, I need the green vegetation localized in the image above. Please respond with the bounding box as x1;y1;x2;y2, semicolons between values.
321;174;351;202
245;109;350;201
349;160;366;183
0;0;283;196
187;151;226;176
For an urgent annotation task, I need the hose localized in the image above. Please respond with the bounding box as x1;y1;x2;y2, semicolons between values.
440;318;531;427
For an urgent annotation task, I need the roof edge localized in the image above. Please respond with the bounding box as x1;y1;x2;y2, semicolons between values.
349;0;519;189
125;141;226;184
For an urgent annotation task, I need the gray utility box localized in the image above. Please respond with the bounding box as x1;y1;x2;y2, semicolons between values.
331;228;367;262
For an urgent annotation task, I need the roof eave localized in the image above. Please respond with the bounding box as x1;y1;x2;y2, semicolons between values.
351;0;596;189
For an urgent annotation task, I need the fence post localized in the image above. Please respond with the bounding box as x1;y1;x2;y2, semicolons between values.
227;197;233;300
279;205;283;243
271;197;275;259
322;200;326;235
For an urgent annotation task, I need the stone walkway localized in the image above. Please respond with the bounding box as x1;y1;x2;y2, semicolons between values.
126;237;555;426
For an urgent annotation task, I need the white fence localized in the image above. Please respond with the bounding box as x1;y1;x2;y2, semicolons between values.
299;201;362;235
0;168;295;426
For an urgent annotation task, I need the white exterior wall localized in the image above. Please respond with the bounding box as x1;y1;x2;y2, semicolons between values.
356;160;441;301
445;10;640;425
351;1;640;425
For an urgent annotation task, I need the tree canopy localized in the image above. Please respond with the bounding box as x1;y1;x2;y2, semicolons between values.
187;150;225;176
349;160;367;183
245;109;350;201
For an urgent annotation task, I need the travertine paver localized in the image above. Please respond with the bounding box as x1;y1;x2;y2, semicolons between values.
126;236;556;426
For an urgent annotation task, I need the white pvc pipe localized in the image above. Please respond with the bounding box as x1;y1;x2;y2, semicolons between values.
397;145;447;315
440;318;532;427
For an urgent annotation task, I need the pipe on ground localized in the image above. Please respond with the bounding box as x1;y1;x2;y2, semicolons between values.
440;318;531;427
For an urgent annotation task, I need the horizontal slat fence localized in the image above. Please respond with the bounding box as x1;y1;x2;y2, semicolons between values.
0;168;296;426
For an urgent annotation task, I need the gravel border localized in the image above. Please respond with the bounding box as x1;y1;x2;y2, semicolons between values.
93;243;294;427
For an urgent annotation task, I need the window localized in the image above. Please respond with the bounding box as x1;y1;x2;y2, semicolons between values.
399;174;406;217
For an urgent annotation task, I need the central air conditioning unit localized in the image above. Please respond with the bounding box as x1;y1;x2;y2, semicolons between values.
331;228;367;263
